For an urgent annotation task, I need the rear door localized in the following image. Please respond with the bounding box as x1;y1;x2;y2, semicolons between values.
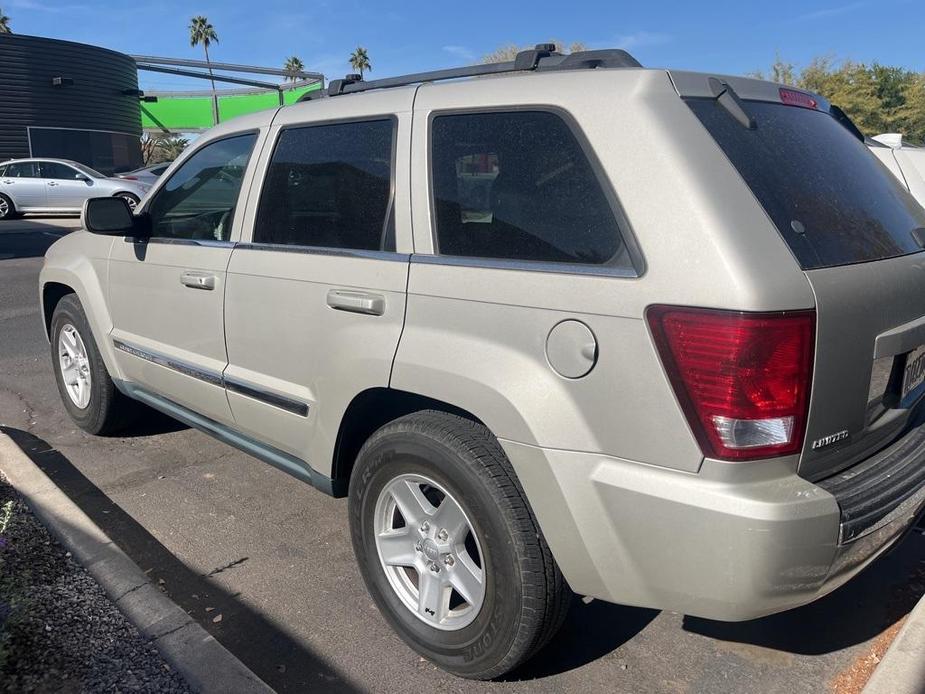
0;162;46;209
222;90;413;472
675;72;925;479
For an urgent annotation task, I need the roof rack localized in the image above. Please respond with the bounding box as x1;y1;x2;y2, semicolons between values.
299;44;641;101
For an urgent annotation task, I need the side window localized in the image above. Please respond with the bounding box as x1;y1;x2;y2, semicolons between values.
40;162;80;179
254;119;394;251
431;111;630;267
148;133;257;241
3;163;38;178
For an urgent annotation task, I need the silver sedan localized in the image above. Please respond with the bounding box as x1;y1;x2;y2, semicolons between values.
0;158;151;219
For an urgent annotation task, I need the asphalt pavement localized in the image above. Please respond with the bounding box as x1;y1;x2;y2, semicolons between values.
1;216;924;694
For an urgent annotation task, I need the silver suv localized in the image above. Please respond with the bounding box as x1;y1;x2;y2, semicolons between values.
0;158;150;219
39;46;925;679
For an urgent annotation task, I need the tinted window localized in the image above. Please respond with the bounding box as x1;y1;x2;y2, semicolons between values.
148;134;257;241
40;162;81;180
431;111;629;266
254;120;394;250
688;99;925;269
3;163;38;178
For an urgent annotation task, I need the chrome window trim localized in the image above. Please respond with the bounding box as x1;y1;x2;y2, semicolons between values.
410;253;638;278
113;339;310;417
123;237;237;248
235;242;410;262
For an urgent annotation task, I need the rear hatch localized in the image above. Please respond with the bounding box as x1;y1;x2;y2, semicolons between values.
671;71;925;480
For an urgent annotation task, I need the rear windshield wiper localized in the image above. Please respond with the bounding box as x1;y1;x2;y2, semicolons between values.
708;77;757;130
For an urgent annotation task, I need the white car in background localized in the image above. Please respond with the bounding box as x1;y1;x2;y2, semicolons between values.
0;158;151;220
869;133;925;207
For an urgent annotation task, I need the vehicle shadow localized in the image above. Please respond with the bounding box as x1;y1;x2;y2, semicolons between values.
116;407;189;437
1;426;361;694
504;598;659;680
683;526;925;655
0;218;77;259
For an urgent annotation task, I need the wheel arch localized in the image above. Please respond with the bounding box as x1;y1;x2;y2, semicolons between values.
42;281;76;338
331;387;487;496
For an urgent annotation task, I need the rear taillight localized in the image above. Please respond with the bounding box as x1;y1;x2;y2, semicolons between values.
121;176;138;180
647;306;815;461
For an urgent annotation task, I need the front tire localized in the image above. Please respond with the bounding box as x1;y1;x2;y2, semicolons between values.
114;192;140;210
50;295;139;435
349;411;571;679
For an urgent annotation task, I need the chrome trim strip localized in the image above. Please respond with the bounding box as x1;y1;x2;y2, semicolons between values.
113;339;310;417
224;377;309;417
113;340;223;386
409;253;639;278
235;242;409;262
123;237;236;248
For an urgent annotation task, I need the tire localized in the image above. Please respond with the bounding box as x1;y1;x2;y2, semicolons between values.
0;193;17;220
349;410;571;679
50;294;139;435
114;192;140;210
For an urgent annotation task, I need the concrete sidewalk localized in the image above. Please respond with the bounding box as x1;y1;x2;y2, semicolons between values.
864;576;925;694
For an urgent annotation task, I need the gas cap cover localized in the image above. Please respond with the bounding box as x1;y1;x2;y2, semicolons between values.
546;320;598;379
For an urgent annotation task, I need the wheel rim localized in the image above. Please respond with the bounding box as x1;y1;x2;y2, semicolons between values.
122;195;137;210
0;197;9;218
58;324;92;409
374;473;486;631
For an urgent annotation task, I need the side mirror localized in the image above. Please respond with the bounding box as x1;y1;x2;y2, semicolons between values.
82;197;143;236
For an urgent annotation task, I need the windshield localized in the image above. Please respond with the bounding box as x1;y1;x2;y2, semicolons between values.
687;98;925;270
72;162;105;178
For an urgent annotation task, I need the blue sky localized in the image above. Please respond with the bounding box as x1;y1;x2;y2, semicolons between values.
4;0;924;91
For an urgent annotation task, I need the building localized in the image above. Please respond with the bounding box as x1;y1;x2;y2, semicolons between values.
0;33;143;175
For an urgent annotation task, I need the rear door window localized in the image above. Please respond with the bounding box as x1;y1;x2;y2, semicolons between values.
254;119;395;251
687;99;925;269
3;162;39;178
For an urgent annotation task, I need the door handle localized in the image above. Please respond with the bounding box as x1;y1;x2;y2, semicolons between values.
3;180;13;184
180;271;217;290
47;181;58;187
326;289;385;316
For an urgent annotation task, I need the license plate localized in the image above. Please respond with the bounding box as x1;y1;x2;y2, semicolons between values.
901;345;925;406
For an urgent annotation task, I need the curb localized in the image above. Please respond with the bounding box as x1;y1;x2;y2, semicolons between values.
0;432;274;694
863;575;925;694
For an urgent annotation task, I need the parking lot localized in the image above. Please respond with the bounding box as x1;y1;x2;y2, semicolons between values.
1;216;924;693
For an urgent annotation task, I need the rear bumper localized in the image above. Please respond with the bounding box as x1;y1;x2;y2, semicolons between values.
501;432;925;622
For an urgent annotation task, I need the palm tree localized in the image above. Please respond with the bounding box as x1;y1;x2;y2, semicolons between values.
283;56;304;83
0;8;12;34
189;16;219;123
349;46;371;78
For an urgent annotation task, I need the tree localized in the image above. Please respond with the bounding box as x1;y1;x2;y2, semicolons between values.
283;56;304;83
0;8;11;34
481;41;587;64
349;46;371;78
189;16;219;123
140;134;190;164
748;52;796;86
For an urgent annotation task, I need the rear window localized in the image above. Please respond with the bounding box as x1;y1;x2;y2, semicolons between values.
687;99;925;269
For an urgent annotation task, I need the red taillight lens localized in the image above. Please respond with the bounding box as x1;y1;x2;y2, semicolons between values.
779;88;818;110
647;306;815;461
121;176;138;180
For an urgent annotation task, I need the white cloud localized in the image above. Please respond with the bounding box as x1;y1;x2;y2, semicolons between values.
443;45;475;62
613;31;672;50
797;2;867;21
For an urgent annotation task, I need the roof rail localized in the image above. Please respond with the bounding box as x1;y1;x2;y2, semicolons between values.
299;44;641;101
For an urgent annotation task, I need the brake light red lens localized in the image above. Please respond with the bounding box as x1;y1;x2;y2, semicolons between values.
121;176;138;180
647;306;815;461
779;88;818;110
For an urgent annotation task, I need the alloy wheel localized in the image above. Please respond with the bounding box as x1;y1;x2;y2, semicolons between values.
58;324;92;409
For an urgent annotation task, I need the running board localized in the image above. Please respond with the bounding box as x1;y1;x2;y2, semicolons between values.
117;382;344;497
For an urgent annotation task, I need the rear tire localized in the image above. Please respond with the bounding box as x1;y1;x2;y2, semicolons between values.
349;410;571;679
114;192;140;210
50;294;139;435
0;193;17;220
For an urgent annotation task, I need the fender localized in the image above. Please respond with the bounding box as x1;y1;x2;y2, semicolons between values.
39;231;123;381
